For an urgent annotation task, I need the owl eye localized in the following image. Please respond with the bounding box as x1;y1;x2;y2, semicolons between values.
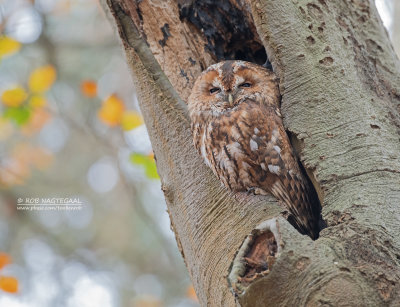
239;82;252;88
209;87;220;94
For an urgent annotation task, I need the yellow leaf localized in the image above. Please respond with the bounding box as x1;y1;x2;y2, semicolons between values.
0;36;21;57
0;276;18;293
98;94;125;126
81;80;97;97
0;252;11;270
28;65;57;93
121;110;143;131
1;86;27;107
29;95;47;108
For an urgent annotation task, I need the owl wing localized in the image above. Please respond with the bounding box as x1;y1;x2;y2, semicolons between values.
239;105;321;238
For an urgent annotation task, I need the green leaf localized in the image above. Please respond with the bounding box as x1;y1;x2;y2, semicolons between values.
130;153;147;165
3;107;31;125
130;153;159;179
144;161;159;179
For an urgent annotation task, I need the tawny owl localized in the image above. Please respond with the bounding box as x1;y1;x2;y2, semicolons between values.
188;60;322;239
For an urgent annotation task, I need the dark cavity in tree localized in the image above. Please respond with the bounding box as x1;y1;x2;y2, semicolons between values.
238;231;277;286
178;0;268;66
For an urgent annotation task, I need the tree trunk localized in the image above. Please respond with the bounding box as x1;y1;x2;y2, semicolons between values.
101;0;400;306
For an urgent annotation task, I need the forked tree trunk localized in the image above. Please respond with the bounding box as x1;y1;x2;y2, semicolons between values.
101;0;400;306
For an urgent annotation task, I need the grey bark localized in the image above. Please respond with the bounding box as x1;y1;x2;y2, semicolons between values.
102;0;400;306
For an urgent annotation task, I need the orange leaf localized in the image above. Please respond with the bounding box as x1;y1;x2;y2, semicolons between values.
0;36;21;58
28;65;57;93
186;285;198;302
0;276;18;293
81;80;97;98
1;86;27;107
121;111;143;131
98;94;125;126
0;253;11;270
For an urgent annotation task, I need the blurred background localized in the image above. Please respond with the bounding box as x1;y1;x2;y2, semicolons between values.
0;0;398;306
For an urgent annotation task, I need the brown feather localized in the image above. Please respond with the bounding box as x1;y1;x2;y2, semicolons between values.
188;60;322;239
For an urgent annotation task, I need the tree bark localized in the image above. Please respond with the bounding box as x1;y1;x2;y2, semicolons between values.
101;0;400;306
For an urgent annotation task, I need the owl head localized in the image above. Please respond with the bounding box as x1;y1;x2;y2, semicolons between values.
188;60;279;118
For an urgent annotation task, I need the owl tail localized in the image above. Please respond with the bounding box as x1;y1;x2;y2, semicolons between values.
270;178;323;240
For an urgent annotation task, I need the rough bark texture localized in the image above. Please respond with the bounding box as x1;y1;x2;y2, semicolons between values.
102;0;400;306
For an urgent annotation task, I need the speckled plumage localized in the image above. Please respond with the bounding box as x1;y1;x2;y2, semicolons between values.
188;60;321;239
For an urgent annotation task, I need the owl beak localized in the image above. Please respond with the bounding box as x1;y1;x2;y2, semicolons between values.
228;93;234;106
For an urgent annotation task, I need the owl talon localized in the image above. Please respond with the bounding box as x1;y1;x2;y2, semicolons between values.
247;187;268;196
247;188;256;195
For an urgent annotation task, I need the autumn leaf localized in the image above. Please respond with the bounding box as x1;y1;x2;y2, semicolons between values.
0;276;18;293
98;94;125;126
3;107;31;126
0;253;11;270
81;80;97;97
29;95;47;108
28;65;57;93
1;86;28;107
0;36;21;58
186;285;199;302
121;110;143;131
130;153;159;179
0;253;18;293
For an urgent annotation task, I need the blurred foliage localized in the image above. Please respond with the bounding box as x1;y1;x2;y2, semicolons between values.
81;80;97;98
98;94;125;126
0;36;21;58
130;153;159;180
0;0;197;306
0;252;18;293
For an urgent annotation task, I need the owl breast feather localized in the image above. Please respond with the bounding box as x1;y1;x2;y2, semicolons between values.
193;99;278;192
